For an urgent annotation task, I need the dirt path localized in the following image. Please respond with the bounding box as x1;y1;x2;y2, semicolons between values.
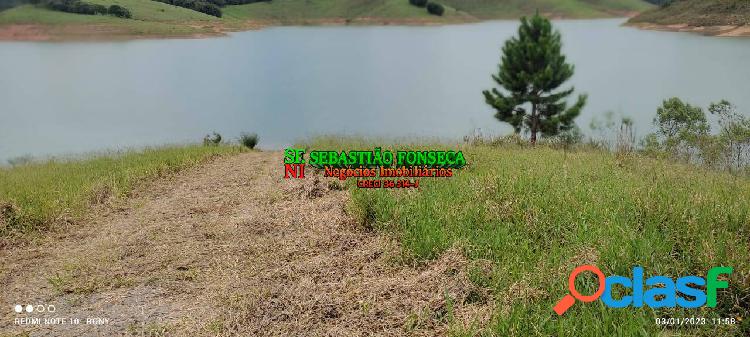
1;151;490;336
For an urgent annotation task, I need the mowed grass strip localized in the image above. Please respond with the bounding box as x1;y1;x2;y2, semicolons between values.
0;145;243;236
303;137;750;336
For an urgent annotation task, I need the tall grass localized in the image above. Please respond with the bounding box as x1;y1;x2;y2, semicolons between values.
0;145;242;237
303;137;750;336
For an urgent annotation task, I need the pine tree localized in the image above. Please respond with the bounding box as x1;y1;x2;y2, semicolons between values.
482;13;587;144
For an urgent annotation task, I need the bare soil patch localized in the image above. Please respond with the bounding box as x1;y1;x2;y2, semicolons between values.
0;151;491;336
0;24;50;41
627;22;750;37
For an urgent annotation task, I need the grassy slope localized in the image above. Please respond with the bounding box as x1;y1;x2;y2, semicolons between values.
87;0;217;21
0;1;218;37
630;0;750;26
0;145;243;237
304;137;750;336
224;0;652;21
440;0;651;19
222;0;468;21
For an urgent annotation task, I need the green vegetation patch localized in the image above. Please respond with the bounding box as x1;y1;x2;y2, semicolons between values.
223;0;651;22
0;0;218;25
222;0;437;21
78;0;218;21
304;137;750;336
0;145;243;237
440;0;652;19
0;4;221;37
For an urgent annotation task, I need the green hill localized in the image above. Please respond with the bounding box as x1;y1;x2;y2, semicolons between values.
440;0;651;19
629;0;750;26
222;0;446;22
223;0;652;21
0;1;220;39
0;0;653;40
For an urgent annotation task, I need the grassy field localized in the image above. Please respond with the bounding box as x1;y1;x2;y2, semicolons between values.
629;0;750;26
0;4;221;37
303;137;750;336
0;145;243;237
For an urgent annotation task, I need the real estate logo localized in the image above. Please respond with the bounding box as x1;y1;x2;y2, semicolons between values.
553;265;733;315
282;147;466;188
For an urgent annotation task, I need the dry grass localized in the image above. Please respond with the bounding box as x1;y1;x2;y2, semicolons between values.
0;151;491;336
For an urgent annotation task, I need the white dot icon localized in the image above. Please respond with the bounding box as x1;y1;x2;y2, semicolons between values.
14;305;22;313
25;305;33;313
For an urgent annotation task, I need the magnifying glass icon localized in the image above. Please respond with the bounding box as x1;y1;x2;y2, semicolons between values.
553;265;606;315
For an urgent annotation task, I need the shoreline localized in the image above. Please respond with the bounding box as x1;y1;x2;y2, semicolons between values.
0;17;479;42
0;11;636;42
4;15;750;42
626;22;750;37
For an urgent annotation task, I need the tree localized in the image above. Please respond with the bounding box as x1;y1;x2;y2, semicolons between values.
654;98;708;142
107;4;131;18
652;97;709;162
426;2;444;16
483;13;586;144
92;4;107;14
708;100;750;169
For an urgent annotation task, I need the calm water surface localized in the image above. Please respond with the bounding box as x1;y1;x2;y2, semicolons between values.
1;19;749;161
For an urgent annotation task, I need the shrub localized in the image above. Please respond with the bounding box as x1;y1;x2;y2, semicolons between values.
7;155;34;167
41;0;131;18
426;2;444;16
203;132;222;146
44;0;97;14
408;0;427;8
203;0;268;5
107;4;131;18
194;2;221;17
153;0;222;17
653;97;709;162
239;133;259;149
223;0;269;4
92;4;107;14
708;100;750;170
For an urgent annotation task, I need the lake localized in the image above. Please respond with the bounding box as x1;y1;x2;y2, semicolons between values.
1;18;749;162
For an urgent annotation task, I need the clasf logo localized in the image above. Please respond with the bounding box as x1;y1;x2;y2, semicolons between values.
553;265;733;315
